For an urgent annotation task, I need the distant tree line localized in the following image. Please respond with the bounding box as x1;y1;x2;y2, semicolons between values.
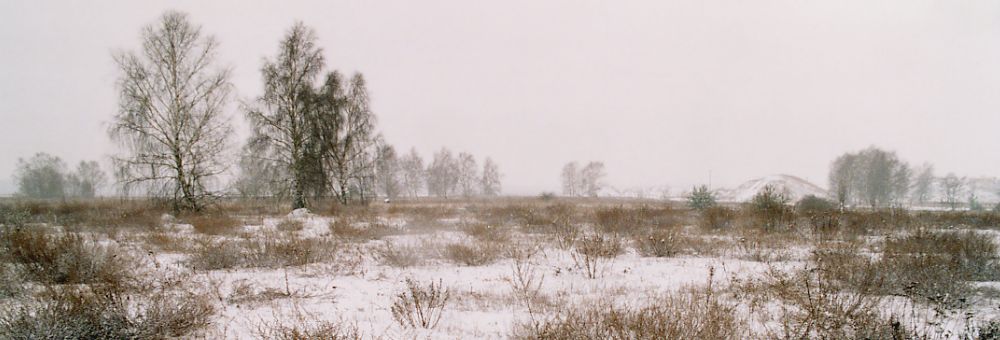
828;147;911;209
560;161;606;197
828;146;991;211
12;153;106;199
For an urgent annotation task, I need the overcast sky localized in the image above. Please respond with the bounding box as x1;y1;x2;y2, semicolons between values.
2;0;999;195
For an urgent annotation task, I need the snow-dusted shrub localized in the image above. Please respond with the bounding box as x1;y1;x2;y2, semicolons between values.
572;234;623;279
795;195;840;234
186;238;244;270
255;318;361;340
245;234;338;268
1;228;137;287
878;229;999;307
747;264;910;339
0;285;214;339
633;228;682;258
390;278;451;329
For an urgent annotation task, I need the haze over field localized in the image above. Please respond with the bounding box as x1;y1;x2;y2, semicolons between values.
2;0;999;195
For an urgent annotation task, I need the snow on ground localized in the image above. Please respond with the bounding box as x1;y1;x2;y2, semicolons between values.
178;234;772;339
132;212;1000;339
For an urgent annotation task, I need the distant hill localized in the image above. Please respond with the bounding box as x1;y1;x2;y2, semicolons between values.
715;174;828;202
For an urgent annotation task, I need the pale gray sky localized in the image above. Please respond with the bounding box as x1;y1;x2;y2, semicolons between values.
2;0;999;195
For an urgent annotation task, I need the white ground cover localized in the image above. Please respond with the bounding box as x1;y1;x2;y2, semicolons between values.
139;213;1000;339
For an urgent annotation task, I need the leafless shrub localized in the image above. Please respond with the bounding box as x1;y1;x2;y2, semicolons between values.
734;235;792;262
700;206;736;230
445;241;502;266
329;217;399;241
595;205;680;236
245;234;338;268
520;279;744;339
0;228;137;287
842;209;911;235
140;231;190;253
507;243;549;331
572;234;623;279
753;264;910;339
186;237;245;270
913;210;1000;229
461;222;511;243
377;242;423;268
228;275;314;308
877;229;999;307
390;278;451;329
0;285;214;339
594;206;638;235
633;228;683;257
255;317;362;340
187;232;338;271
795;195;840;235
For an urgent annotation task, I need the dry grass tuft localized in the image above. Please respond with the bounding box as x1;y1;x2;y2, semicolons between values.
700;206;736;230
519;280;744;339
445;241;503;266
329;217;399;241
376;242;423;268
186;214;241;235
186;234;338;270
391;278;452;329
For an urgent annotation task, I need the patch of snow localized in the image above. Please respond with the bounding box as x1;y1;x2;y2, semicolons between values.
288;208;312;219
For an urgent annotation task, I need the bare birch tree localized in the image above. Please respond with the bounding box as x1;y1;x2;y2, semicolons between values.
941;173;965;210
314;73;379;204
400;148;425;197
561;162;579;196
911;163;935;205
457;152;479;197
375;144;401;199
110;11;232;211
480;157;502;196
245;23;324;209
427;148;458;198
580;161;606;197
66;161;107;198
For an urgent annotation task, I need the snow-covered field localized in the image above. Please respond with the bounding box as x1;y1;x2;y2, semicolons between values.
3;199;1000;339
